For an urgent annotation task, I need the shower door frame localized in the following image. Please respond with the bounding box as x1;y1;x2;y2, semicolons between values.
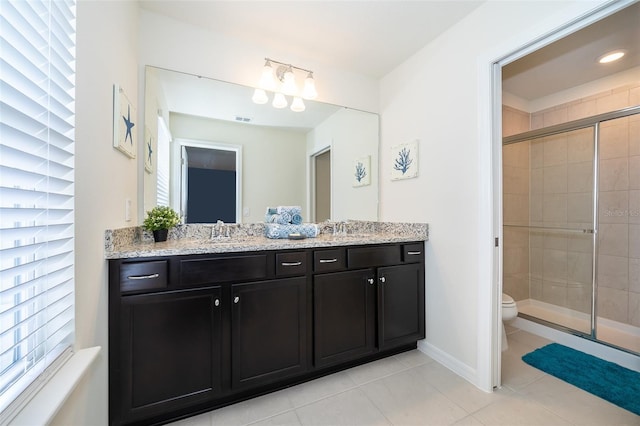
502;105;640;349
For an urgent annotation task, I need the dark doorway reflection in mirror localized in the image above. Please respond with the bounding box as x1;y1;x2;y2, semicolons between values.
183;146;237;223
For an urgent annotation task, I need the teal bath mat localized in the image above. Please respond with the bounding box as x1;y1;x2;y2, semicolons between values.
522;343;640;415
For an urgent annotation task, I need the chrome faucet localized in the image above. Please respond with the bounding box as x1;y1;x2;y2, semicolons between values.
212;220;229;239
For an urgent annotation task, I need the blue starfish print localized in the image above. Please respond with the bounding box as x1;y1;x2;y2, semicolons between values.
122;104;135;144
147;137;153;165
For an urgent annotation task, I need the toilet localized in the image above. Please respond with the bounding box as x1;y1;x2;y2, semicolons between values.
501;293;518;351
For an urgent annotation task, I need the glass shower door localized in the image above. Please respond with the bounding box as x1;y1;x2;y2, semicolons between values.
595;114;640;354
503;126;596;335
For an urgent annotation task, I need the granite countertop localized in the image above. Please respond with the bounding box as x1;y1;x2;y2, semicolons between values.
105;221;429;260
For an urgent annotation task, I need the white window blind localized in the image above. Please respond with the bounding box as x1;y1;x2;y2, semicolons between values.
156;116;171;207
0;0;75;416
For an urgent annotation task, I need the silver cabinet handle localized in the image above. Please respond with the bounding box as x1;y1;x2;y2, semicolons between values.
214;299;220;307
127;273;159;280
379;276;386;283
234;296;240;304
407;251;422;255
319;258;338;263
367;278;374;285
281;261;302;266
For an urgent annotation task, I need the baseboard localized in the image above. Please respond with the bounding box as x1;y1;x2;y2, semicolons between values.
417;340;484;391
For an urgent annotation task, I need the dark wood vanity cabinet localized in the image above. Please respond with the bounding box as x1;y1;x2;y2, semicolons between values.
117;287;222;423
231;277;307;389
109;242;424;425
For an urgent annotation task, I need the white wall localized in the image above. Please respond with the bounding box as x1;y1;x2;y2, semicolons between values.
170;114;307;223
307;109;379;221
51;1;139;424
138;10;379;114
379;0;609;390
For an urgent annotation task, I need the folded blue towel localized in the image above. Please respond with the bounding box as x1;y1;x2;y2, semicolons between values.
265;223;319;239
265;212;292;225
276;206;302;216
290;213;303;225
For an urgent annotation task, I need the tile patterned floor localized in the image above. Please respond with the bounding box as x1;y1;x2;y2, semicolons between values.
169;328;639;425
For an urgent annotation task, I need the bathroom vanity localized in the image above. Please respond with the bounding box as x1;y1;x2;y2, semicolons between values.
106;222;427;426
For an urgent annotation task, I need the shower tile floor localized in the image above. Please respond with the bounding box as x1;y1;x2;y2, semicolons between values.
169;328;639;426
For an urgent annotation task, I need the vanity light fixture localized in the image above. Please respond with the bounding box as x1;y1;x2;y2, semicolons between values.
598;50;625;64
252;58;317;112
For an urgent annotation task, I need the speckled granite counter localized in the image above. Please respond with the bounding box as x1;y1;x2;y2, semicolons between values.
105;221;428;259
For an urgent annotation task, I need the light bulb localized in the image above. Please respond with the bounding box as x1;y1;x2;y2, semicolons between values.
302;72;317;100
259;60;276;90
598;50;625;64
281;66;297;96
291;97;305;112
252;88;268;104
272;93;288;109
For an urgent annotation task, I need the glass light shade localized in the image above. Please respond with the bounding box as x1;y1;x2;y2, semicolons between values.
598;51;625;63
259;62;276;90
272;93;288;109
252;88;268;104
302;73;317;99
281;67;297;96
290;97;305;112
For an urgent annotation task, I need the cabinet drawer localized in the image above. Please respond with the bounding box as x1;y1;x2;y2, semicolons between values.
402;243;424;263
120;260;168;293
314;249;346;273
179;255;268;286
347;245;401;268
276;252;307;276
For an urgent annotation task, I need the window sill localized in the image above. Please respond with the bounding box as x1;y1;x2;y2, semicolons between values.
8;346;101;426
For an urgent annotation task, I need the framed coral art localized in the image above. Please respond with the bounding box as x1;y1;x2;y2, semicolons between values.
113;84;136;158
353;155;370;187
144;126;153;173
391;140;418;180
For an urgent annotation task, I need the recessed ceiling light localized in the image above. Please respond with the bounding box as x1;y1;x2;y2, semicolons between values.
598;50;625;64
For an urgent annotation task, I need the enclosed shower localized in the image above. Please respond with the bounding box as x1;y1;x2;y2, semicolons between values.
503;105;640;355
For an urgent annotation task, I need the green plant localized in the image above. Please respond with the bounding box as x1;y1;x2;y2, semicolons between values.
143;206;181;231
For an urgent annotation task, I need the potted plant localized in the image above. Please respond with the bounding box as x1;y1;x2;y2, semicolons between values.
143;206;181;242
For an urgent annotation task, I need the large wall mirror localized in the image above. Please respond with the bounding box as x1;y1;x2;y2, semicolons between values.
143;66;379;224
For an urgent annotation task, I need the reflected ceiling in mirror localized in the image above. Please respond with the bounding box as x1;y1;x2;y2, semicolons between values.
152;66;342;130
143;66;379;225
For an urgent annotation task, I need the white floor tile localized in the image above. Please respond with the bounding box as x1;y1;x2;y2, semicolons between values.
279;371;357;408
518;375;640;425
165;342;639;426
295;388;390;426
359;367;468;425
248;410;302;426
472;396;573;425
344;354;409;385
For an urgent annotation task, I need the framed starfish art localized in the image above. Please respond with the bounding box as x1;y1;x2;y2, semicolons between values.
113;84;137;158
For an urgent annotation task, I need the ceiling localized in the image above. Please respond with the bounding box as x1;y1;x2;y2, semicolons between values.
503;2;640;101
138;0;485;79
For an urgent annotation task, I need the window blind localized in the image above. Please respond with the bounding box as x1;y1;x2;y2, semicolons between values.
0;0;75;415
156;116;171;207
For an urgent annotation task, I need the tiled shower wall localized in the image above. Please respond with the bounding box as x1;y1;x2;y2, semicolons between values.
503;82;640;327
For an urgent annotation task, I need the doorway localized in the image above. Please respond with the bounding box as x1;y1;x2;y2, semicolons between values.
492;0;638;386
174;140;242;224
314;149;331;222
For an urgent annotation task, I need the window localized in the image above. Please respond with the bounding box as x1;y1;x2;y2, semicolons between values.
0;0;75;416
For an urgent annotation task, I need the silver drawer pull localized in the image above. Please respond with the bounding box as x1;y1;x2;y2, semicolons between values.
367;278;374;285
407;251;422;255
127;273;159;280
281;261;302;266
319;258;338;264
214;299;220;307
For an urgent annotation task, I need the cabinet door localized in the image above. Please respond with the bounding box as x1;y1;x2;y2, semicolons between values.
378;264;425;350
314;269;376;367
231;277;307;389
118;287;222;423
